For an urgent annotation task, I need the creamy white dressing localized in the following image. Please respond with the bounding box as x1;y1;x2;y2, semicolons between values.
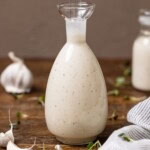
132;34;150;91
45;19;108;145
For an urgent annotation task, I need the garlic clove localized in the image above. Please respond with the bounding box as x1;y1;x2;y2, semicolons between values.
55;144;63;150
0;52;33;94
7;140;36;150
0;124;14;147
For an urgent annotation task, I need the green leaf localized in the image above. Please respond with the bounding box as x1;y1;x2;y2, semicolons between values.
12;94;24;100
16;112;22;125
108;89;120;96
123;95;130;100
108;111;118;120
115;76;131;88
39;96;45;102
123;96;147;102
115;76;126;87
87;142;94;149
118;133;134;142
87;140;101;150
123;136;132;142
118;133;125;137
123;67;131;76
38;95;45;106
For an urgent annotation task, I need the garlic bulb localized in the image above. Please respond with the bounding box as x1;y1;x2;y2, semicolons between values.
0;52;33;94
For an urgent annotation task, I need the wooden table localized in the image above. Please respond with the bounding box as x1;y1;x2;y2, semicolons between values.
0;59;149;150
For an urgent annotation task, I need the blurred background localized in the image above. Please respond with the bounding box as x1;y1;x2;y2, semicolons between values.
0;0;150;59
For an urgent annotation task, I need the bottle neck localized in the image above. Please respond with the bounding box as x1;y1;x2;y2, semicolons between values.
65;19;87;43
140;24;150;36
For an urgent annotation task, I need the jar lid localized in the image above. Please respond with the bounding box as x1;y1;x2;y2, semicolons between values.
139;9;150;26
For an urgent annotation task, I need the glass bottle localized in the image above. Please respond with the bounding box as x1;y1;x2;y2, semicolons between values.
132;9;150;91
45;1;108;145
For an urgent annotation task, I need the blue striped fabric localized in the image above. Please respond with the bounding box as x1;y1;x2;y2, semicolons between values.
128;97;150;131
100;97;150;150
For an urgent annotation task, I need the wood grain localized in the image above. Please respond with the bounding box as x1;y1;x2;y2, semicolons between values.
0;58;149;150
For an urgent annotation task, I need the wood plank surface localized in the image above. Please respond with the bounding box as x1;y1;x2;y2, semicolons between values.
0;59;149;150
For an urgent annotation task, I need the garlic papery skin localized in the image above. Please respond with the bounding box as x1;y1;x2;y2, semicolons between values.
0;52;33;94
0;124;14;147
7;140;36;150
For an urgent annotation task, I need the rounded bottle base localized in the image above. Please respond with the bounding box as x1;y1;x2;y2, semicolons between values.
56;136;97;145
132;82;150;92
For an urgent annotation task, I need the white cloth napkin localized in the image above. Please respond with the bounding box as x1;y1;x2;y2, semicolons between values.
100;97;150;150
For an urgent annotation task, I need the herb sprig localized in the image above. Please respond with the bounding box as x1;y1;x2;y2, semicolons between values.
87;140;101;150
16;112;22;125
28;95;45;107
108;111;118;120
38;96;45;106
114;76;130;88
124;96;147;102
123;67;131;76
12;93;24;100
118;133;134;142
108;89;120;96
